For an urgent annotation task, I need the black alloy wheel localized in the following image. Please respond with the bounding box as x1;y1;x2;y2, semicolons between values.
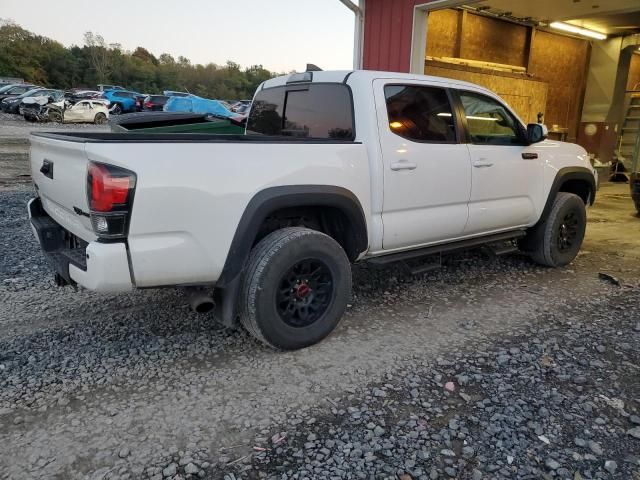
275;259;334;328
557;211;579;252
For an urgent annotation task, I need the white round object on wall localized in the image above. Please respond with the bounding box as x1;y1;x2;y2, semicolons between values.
584;123;598;136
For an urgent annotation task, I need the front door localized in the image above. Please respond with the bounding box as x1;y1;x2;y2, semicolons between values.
375;80;472;251
455;90;543;234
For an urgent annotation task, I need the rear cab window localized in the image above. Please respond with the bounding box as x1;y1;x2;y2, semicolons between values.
246;83;354;140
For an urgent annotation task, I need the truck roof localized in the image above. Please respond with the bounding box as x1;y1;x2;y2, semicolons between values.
260;70;493;95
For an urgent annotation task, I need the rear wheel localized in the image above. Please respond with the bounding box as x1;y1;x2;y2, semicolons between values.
523;192;587;267
48;109;62;123
239;227;351;350
110;103;122;115
94;112;107;124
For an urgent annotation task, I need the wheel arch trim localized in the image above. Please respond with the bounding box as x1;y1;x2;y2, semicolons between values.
217;185;368;288
537;167;596;227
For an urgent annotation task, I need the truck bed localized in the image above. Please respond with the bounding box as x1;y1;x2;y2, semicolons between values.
31;131;361;144
29;130;371;289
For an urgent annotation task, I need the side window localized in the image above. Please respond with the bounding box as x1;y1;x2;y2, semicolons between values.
458;91;525;146
384;85;456;143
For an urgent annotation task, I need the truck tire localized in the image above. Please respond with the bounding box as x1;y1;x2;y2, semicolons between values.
525;192;586;267
239;227;351;350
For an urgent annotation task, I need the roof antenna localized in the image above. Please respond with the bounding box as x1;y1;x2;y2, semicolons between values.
306;64;323;72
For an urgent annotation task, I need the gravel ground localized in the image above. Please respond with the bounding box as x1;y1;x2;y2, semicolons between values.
1;182;639;480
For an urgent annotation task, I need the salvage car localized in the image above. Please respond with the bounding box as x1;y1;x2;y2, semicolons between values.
65;90;104;104
21;93;66;120
27;70;597;350
23;98;109;124
163;95;232;117
1;88;63;114
142;95;169;111
101;90;143;114
0;83;38;101
55;100;110;124
97;84;125;92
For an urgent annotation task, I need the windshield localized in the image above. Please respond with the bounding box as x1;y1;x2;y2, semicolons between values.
0;84;18;94
17;88;44;99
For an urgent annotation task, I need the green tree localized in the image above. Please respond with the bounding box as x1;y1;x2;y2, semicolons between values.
0;22;279;98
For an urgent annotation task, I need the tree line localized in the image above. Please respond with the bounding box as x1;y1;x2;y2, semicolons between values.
0;20;277;99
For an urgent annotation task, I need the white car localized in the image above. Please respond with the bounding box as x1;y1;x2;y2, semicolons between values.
57;100;110;124
27;70;596;350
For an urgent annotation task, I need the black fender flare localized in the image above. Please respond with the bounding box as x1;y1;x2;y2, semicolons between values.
214;185;368;326
536;166;596;227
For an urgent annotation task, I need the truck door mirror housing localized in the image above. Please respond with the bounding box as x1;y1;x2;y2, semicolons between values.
527;123;548;144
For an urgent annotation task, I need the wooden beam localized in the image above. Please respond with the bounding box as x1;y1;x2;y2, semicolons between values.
526;27;536;73
454;9;467;58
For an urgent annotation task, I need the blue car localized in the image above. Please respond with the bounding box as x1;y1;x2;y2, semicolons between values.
101;90;144;115
163;95;232;117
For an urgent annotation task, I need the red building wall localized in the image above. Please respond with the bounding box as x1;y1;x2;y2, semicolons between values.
363;0;434;72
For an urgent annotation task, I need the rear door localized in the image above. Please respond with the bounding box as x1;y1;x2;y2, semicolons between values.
454;90;543;234
30;135;95;240
374;80;472;250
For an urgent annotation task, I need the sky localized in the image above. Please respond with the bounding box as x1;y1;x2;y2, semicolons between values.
1;0;356;73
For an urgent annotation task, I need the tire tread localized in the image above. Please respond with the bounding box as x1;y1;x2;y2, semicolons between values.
239;227;349;349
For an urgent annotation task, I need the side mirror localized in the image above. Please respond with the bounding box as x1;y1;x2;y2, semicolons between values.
527;123;548;144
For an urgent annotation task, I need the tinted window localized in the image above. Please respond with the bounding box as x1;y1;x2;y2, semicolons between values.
384;85;456;143
247;84;354;139
459;91;525;146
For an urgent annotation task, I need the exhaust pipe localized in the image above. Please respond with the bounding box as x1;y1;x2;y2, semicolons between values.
187;289;215;314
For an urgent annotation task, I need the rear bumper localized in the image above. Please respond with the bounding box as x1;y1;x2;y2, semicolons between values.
28;197;133;292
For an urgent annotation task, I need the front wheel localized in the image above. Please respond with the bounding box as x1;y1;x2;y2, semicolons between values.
110;103;122;115
94;112;107;124
523;192;587;267
239;227;351;350
48;110;62;123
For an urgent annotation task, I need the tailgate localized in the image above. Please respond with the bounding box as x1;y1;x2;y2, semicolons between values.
30;134;96;241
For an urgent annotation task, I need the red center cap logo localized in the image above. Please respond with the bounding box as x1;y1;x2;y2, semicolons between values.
296;284;311;298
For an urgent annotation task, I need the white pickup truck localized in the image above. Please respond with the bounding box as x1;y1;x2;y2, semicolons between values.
28;70;596;350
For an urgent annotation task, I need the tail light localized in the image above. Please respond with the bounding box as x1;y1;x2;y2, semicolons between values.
144;101;152;108
87;162;136;238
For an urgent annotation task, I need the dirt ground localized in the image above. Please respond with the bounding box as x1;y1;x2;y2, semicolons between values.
0;113;108;189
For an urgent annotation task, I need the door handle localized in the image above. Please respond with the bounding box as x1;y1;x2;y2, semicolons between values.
390;160;417;171
522;152;538;160
473;160;494;168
